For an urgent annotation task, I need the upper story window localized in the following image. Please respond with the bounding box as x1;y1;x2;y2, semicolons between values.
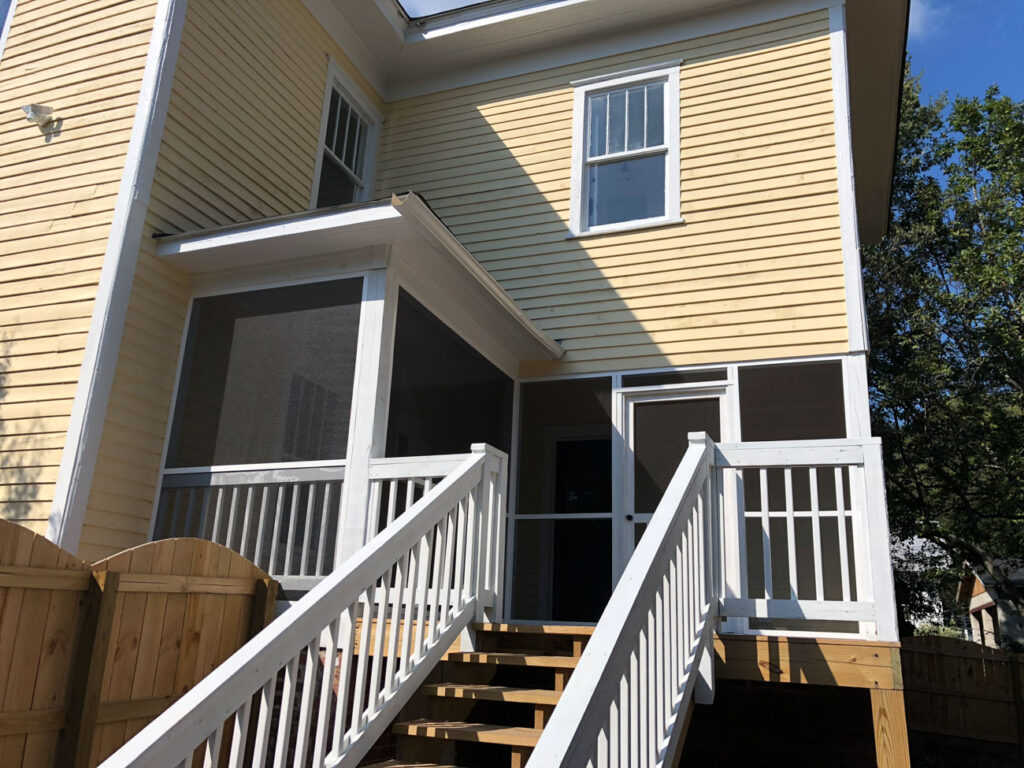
570;62;681;236
312;62;380;208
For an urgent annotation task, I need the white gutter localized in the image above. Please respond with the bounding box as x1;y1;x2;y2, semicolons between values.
48;0;189;552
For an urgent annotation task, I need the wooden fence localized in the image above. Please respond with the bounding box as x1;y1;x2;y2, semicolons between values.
901;635;1024;751
0;519;278;768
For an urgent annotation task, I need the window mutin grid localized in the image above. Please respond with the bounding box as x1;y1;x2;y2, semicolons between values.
317;87;371;207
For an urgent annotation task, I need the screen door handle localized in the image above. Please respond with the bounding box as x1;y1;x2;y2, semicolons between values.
625;514;634;521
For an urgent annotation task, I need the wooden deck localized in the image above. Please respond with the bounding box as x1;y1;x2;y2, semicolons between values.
714;634;910;767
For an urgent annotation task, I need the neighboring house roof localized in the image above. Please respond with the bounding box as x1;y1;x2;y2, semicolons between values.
956;561;1024;605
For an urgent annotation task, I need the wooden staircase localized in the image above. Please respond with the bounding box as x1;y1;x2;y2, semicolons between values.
365;623;594;768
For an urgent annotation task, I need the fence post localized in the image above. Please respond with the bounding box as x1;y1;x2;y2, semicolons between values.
248;578;280;639
58;570;120;768
1011;655;1024;755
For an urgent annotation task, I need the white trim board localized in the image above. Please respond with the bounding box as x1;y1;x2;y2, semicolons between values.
48;0;189;554
829;4;868;353
0;0;18;63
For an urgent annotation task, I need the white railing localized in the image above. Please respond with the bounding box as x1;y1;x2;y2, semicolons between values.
155;461;346;579
529;434;717;768
365;454;469;538
107;443;507;768
714;438;898;641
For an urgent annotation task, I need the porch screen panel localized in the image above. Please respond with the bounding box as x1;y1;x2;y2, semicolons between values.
512;377;613;622
386;290;513;457
167;278;363;467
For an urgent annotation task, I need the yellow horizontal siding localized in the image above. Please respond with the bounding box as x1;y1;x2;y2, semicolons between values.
81;0;381;560
375;10;847;377
0;0;157;533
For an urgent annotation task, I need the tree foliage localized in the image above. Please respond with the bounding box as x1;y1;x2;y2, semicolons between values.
863;70;1024;627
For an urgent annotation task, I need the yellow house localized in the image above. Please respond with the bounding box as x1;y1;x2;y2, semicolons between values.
0;0;912;766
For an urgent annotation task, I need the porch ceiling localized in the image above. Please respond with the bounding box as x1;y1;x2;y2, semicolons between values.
155;192;564;375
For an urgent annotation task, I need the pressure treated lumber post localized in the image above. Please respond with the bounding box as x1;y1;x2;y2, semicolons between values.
58;570;120;768
1011;655;1024;755
248;577;279;638
869;688;911;768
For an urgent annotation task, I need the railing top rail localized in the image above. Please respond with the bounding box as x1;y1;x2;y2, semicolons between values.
107;449;488;766
367;453;472;479
714;437;881;468
163;459;348;475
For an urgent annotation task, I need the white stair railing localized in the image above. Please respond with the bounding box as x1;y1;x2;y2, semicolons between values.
528;433;718;768
101;443;507;768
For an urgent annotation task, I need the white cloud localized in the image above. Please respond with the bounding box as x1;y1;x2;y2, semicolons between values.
908;0;951;41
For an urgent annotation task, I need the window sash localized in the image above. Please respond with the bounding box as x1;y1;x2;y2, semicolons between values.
323;88;369;186
585;80;667;162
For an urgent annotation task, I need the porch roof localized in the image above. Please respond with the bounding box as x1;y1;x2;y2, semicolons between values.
154;192;563;375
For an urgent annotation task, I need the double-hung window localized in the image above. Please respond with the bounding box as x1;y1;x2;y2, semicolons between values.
313;64;380;208
570;63;681;235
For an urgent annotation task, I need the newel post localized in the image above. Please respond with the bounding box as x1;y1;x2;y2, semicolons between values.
470;443;507;623
688;432;717;706
863;438;900;642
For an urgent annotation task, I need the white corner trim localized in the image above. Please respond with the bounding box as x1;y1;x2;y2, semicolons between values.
47;0;188;554
842;351;871;439
829;4;868;354
309;57;383;209
568;62;681;237
0;0;17;63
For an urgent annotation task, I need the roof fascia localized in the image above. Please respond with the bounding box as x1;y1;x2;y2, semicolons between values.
301;0;389;97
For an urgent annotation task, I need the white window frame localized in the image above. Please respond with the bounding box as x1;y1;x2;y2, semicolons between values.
310;59;382;209
0;0;18;63
568;60;681;237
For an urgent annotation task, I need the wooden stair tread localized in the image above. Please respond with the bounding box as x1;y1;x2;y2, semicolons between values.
394;719;543;747
472;622;595;636
423;683;562;705
448;651;579;668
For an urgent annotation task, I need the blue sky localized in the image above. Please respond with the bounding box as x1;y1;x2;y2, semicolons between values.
907;0;1024;102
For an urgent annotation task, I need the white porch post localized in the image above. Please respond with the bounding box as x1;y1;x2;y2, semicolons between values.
336;260;399;566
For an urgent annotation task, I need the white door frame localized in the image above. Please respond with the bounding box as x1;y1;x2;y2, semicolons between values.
612;381;733;579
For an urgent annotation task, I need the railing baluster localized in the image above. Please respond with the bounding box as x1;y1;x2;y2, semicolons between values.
784;468;797;600
226;698;250;768
810;468;824;601
835;466;851;602
413;532;432;662
316;482;333;576
239;486;255;560
386;479;399;527
437;506;457;632
225;486;240;550
384;551;407;696
312;617;340;767
254;486;270;571
183;488;197;538
202;724;223;768
398;543;419;683
269;486;284;574
350;587;375;732
368;569;392;715
331;604;357;753
300;482;317;576
758;468;772;599
251;677;275;768
272;656;299;768
291;640;318;768
284;484;299;576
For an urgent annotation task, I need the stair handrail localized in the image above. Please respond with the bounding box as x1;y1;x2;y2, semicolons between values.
100;443;507;768
528;432;718;768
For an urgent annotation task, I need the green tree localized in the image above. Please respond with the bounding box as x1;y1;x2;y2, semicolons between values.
863;70;1024;628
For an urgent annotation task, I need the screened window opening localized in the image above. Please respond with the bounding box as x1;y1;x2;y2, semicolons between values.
166;279;363;467
584;79;670;228
316;87;371;208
